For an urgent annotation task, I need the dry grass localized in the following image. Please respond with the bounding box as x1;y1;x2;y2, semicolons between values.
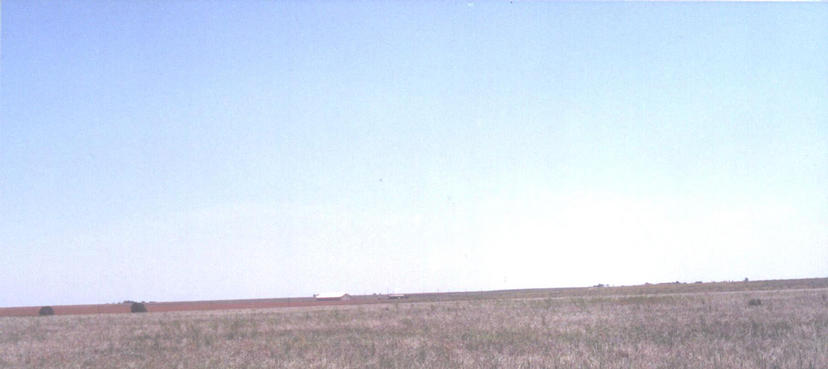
1;286;826;368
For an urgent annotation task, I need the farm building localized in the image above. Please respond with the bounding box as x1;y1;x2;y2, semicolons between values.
313;292;351;301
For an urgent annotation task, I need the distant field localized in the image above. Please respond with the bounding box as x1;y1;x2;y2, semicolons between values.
1;279;826;368
3;278;825;317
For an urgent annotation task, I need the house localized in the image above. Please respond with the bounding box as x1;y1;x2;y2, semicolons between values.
313;292;351;301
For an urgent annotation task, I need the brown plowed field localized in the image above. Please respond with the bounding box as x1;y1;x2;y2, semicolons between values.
0;297;380;317
0;304;131;317
3;278;826;317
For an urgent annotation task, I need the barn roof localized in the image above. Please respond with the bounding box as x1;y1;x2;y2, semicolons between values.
314;292;349;299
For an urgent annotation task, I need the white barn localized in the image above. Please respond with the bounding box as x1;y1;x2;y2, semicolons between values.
313;292;351;301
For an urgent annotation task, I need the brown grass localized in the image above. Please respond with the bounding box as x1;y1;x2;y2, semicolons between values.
1;282;826;368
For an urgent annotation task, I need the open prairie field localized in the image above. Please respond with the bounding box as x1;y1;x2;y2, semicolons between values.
1;280;826;369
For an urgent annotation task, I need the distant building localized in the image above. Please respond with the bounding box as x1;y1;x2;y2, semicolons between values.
313;292;351;301
387;294;408;300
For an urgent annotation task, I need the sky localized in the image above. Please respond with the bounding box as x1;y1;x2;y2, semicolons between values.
1;1;826;307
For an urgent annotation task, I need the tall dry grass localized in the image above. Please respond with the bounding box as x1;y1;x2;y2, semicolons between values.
1;287;826;368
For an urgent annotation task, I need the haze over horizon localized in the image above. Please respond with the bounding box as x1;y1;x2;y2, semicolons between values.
2;2;826;307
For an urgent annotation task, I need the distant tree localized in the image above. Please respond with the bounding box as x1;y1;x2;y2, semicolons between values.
38;306;55;316
130;302;147;313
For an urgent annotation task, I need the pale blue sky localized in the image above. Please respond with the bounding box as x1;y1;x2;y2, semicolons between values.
2;1;826;306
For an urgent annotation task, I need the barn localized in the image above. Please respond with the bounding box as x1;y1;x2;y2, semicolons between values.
313;292;351;301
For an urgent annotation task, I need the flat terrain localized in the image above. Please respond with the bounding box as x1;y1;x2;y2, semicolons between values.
1;279;826;368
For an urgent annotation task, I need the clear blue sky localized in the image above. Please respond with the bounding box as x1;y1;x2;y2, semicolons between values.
2;1;826;307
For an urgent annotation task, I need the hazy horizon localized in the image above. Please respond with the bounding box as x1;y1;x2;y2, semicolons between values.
2;1;826;307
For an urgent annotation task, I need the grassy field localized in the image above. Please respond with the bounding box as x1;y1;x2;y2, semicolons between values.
1;281;826;368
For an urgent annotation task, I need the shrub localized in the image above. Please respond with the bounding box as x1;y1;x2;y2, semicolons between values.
748;298;762;306
131;302;148;313
38;306;55;316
